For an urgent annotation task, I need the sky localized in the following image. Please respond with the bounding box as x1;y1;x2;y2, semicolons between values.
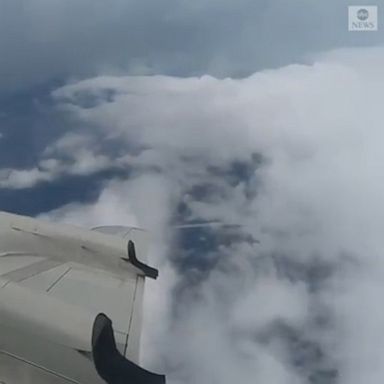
1;1;384;384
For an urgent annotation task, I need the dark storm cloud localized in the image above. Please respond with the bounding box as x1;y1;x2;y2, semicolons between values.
0;0;383;92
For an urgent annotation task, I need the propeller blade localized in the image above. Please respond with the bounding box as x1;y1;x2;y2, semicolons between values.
92;313;166;384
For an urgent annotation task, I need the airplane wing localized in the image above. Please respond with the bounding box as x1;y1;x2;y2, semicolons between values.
0;211;165;384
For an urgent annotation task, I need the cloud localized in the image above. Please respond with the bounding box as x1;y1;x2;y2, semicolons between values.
40;173;174;231
0;166;54;188
0;0;383;92
0;132;125;189
36;47;384;383
232;277;309;331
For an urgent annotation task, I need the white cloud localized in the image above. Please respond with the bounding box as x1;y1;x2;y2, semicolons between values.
38;179;138;228
0;132;121;189
0;167;55;188
232;277;309;331
43;132;91;153
42;47;384;383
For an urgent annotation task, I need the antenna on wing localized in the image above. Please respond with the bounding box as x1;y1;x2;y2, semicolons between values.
121;240;159;279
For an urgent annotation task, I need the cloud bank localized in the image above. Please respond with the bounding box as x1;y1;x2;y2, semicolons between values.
30;47;384;384
1;0;383;92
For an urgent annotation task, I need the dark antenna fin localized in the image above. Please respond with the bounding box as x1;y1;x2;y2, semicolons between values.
122;240;159;279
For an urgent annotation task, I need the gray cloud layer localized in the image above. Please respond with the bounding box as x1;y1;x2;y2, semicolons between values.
1;0;383;92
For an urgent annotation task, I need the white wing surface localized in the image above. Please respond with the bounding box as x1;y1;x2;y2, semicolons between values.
0;211;165;384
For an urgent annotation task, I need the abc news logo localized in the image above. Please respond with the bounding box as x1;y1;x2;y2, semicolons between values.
348;6;378;31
